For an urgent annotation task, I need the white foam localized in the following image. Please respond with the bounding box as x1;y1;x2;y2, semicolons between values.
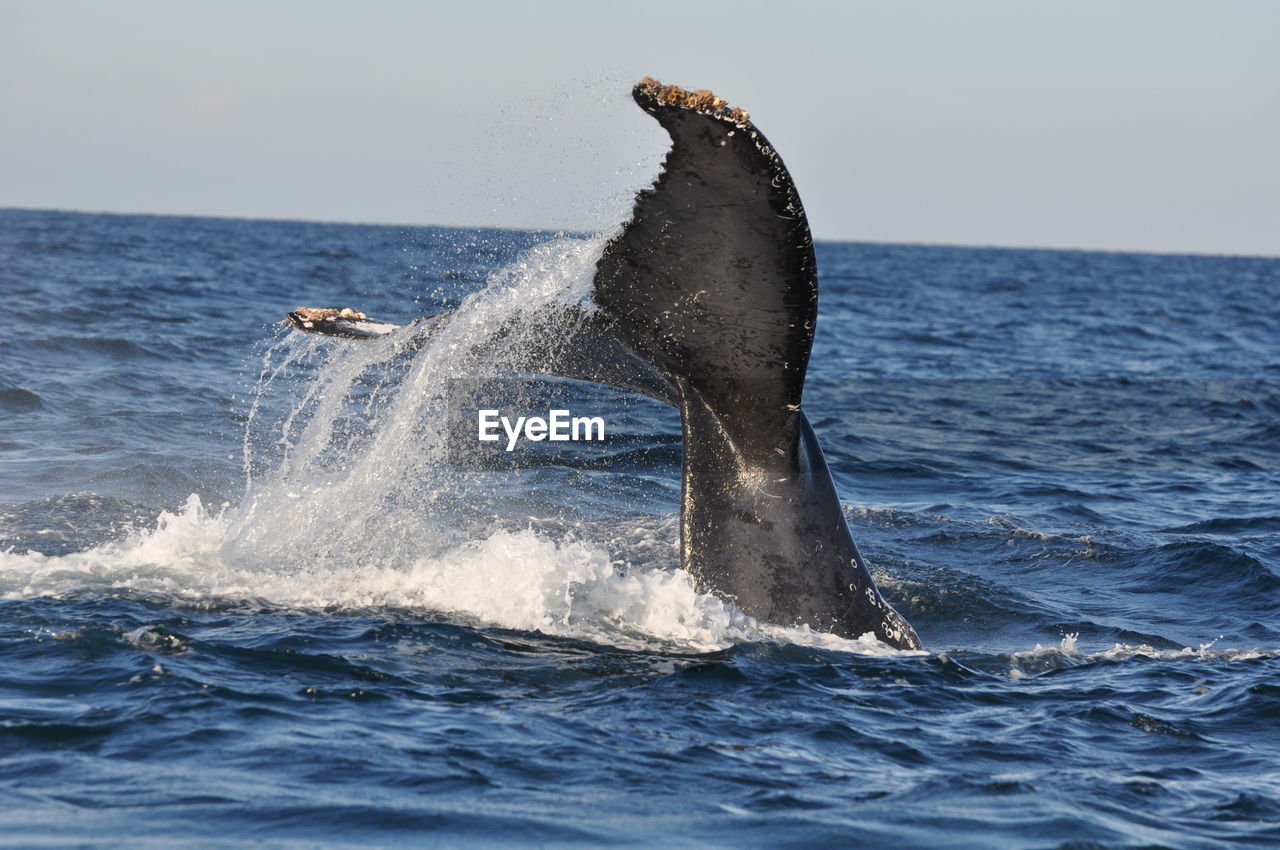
0;495;902;655
1006;633;1277;678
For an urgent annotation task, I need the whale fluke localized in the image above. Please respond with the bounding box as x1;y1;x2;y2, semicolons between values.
285;78;922;650
593;79;921;649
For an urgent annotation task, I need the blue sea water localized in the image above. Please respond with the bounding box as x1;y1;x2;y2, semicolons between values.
1;206;1278;848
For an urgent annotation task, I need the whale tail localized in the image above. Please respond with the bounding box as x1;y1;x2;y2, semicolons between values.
285;79;922;650
594;79;816;453
593;79;921;649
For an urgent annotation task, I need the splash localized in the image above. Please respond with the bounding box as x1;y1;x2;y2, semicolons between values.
0;235;908;656
0;493;899;654
224;236;606;570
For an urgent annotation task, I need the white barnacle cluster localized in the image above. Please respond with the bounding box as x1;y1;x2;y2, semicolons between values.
292;306;367;329
638;76;751;125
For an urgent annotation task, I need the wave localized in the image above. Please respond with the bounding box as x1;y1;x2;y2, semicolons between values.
0;494;903;656
0;492;157;556
1121;541;1280;599
0;386;44;413
12;494;1268;666
1160;516;1280;535
1001;634;1278;679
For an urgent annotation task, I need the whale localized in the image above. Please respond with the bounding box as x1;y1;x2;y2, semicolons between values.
287;78;922;650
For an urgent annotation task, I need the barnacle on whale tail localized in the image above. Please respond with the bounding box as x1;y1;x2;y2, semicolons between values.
290;306;366;322
636;76;750;124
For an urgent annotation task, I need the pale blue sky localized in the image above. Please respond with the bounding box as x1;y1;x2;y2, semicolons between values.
3;0;1277;254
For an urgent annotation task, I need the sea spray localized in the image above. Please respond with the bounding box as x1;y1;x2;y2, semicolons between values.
222;236;606;572
0;234;912;654
0;233;904;652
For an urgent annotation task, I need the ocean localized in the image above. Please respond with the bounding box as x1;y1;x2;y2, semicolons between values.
1;206;1277;848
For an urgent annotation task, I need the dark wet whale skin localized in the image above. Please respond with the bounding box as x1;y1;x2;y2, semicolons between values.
592;82;921;649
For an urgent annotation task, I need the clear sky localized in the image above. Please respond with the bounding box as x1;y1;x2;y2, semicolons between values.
3;0;1277;255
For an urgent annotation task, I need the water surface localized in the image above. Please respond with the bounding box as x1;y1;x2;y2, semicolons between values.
1;208;1278;848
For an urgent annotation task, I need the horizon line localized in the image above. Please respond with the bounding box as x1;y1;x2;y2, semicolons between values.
3;205;1275;262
